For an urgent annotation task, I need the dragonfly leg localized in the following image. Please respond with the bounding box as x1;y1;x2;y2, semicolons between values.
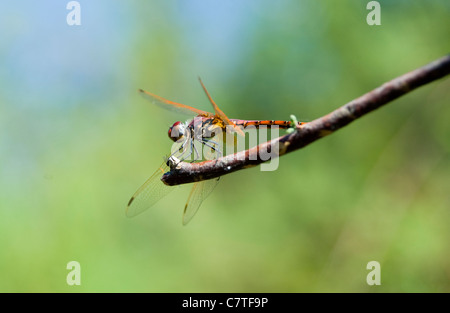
178;131;197;162
209;139;221;149
181;139;197;162
191;140;201;162
201;139;223;158
169;143;183;159
178;141;194;162
170;136;190;160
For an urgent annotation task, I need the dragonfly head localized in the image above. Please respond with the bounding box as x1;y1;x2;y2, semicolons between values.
168;121;187;142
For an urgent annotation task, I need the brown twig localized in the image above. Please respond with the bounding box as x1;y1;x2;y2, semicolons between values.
162;55;450;186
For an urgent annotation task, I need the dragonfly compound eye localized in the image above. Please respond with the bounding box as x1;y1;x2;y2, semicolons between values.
168;121;185;142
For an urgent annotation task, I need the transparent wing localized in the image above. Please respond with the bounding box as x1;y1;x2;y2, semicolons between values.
198;78;245;136
182;177;220;225
139;89;213;117
126;161;173;217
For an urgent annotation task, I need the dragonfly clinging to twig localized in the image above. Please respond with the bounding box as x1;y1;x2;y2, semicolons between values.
126;79;306;225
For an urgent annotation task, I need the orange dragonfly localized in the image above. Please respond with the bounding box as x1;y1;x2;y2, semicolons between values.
126;79;306;225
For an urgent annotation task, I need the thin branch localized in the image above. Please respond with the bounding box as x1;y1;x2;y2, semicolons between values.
162;54;450;186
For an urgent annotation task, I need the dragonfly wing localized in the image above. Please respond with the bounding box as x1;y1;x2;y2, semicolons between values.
126;162;173;217
182;177;220;225
139;89;213;117
197;78;245;136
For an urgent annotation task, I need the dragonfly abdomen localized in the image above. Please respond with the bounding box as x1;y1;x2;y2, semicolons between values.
231;119;305;129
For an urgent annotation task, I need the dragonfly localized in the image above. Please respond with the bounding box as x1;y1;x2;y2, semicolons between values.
126;78;306;225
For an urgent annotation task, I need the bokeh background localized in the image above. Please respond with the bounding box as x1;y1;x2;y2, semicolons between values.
1;0;449;292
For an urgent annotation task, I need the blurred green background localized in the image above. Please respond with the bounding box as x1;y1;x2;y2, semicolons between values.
1;1;449;292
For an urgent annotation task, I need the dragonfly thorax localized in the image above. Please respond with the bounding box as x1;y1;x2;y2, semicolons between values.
168;121;187;142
